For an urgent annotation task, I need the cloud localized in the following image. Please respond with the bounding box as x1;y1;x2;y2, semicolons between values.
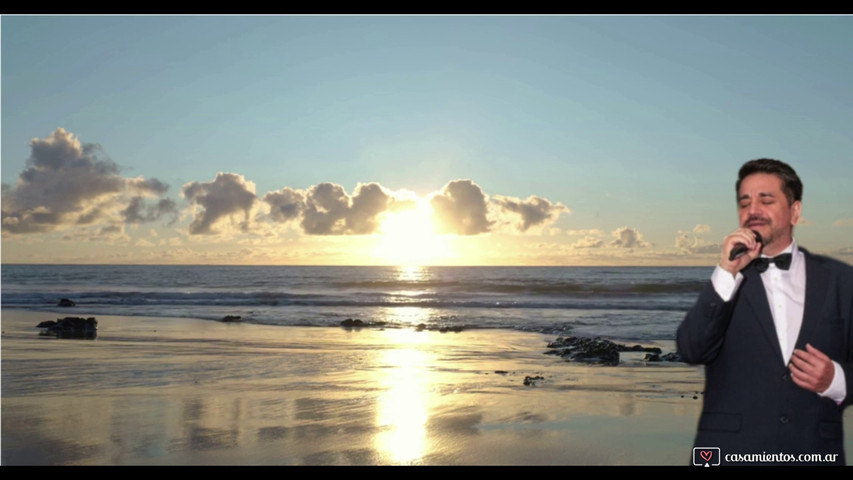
676;233;719;253
2;128;172;235
59;223;130;243
675;233;692;251
128;177;170;195
572;236;604;249
609;226;650;249
263;187;306;223
123;197;178;224
675;225;720;255
430;179;493;235
264;180;566;237
492;195;569;232
300;182;393;235
344;183;392;234
182;172;257;235
3;131;573;244
299;183;349;234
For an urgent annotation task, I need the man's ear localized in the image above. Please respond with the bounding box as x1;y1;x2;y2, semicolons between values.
791;200;802;226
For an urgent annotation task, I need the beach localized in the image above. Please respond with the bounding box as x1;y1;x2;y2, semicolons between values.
3;309;714;465
4;263;852;465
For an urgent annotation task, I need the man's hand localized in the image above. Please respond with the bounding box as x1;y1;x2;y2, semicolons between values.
790;344;835;393
719;228;761;275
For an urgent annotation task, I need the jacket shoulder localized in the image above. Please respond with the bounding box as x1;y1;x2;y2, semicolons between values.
802;249;853;294
802;248;853;275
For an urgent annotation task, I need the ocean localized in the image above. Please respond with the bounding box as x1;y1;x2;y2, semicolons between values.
1;264;712;341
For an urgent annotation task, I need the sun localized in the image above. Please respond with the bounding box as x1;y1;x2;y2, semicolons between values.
373;198;452;266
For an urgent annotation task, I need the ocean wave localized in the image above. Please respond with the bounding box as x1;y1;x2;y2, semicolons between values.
1;290;693;311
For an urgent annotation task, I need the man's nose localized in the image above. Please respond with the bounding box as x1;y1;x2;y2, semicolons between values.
748;202;762;215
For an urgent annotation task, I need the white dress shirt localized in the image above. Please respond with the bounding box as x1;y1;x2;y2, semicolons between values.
710;240;846;403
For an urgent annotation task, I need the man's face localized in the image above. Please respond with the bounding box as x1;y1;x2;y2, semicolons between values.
737;172;801;255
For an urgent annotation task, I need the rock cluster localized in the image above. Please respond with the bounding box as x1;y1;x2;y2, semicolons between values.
36;317;97;339
544;336;664;366
340;318;387;329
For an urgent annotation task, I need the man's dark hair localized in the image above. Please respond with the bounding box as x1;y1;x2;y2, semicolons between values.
736;158;803;205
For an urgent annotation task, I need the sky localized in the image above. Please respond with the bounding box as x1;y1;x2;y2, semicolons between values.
2;15;852;266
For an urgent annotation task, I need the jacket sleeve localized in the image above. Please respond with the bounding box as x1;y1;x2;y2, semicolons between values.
841;272;853;408
826;260;853;408
677;281;736;365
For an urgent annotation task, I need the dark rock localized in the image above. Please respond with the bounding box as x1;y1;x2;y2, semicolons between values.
58;298;76;307
660;352;683;362
617;344;662;354
494;370;509;375
221;315;242;322
37;317;97;339
341;318;364;328
438;326;463;333
340;318;387;329
415;323;426;331
644;351;684;362
544;336;621;366
546;336;681;366
523;375;545;386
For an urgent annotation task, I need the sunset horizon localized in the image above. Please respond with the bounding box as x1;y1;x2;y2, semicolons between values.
3;16;852;267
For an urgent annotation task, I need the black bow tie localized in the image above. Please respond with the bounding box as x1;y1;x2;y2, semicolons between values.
753;253;793;273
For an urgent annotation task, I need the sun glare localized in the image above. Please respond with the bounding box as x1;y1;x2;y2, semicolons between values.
374;199;451;266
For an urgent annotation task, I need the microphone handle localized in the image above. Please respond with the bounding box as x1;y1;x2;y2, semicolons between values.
728;231;763;261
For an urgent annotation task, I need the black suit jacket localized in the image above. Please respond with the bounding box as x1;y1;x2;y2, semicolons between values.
677;249;853;465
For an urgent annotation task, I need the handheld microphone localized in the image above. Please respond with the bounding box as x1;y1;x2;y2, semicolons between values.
728;231;763;261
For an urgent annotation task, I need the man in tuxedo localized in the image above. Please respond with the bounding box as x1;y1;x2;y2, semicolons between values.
677;158;853;465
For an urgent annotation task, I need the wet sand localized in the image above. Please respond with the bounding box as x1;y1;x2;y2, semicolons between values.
3;309;847;465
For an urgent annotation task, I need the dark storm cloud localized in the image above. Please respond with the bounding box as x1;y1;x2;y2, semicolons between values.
183;172;257;235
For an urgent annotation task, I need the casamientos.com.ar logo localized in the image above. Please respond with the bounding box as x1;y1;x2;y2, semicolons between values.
692;447;840;465
692;447;720;466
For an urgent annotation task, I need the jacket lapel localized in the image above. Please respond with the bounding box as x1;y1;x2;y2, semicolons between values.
741;263;786;366
793;248;830;350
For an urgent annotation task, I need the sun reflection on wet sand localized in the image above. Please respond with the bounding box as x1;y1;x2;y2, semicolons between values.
375;342;430;464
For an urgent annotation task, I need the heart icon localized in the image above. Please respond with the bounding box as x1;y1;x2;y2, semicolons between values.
700;450;712;462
